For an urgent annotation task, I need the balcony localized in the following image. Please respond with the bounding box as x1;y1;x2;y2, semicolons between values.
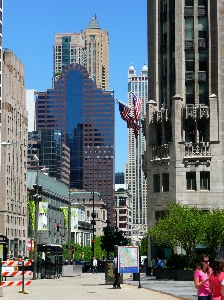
184;142;211;166
183;104;209;120
152;144;170;162
152;108;171;123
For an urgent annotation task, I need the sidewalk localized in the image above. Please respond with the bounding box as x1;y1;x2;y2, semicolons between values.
124;274;197;300
1;273;197;300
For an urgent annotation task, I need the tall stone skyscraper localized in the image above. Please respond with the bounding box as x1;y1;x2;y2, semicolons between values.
81;15;109;90
53;16;109;91
53;33;86;76
0;50;28;258
143;0;224;256
126;63;148;241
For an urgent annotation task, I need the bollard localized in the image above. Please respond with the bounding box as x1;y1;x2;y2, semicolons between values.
22;260;24;293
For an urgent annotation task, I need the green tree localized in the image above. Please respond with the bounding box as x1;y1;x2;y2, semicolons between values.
93;236;107;260
101;226;129;257
201;208;224;261
148;203;204;265
140;235;148;256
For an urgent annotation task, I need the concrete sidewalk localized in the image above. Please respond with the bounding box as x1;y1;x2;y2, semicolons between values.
1;273;195;300
125;274;197;300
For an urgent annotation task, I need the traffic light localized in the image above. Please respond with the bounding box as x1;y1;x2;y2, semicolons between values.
91;239;94;254
56;223;60;232
71;247;74;253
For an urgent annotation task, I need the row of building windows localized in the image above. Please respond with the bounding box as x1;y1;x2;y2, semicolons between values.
153;171;210;192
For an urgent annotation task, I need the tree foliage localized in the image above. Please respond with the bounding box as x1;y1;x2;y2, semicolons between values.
200;209;224;261
61;237;107;262
148;203;224;264
101;226;129;257
140;235;148;256
148;203;204;264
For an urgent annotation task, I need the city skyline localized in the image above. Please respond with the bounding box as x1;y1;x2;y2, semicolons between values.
3;0;147;172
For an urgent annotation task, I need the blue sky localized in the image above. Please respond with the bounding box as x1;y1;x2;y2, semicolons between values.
3;0;147;172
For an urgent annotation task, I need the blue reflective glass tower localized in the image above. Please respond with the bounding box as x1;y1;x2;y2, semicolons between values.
36;64;115;220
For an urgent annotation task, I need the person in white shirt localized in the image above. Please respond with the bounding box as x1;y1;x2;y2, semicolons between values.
92;257;98;274
112;250;121;289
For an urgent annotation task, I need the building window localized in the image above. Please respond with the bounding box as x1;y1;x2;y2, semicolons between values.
185;0;194;5
155;210;165;220
199;50;207;71
198;17;208;39
162;54;167;76
162;86;167;106
170;20;175;41
162;173;169;192
185;18;194;39
198;122;209;142
185;83;195;104
153;174;160;193
199;82;208;105
170;52;175;75
185;122;195;142
161;0;167;12
185;50;194;71
186;172;196;190
198;0;207;5
161;22;167;44
200;172;210;190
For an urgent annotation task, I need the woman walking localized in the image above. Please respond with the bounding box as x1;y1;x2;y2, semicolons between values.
194;254;212;300
209;257;224;300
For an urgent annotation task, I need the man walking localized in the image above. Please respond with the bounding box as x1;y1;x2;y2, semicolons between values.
112;250;121;289
92;257;98;274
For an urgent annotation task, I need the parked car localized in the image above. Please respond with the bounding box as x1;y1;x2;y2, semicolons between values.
75;260;91;272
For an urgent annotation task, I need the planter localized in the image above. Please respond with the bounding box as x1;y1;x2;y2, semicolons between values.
176;269;194;281
145;267;152;276
155;269;162;279
160;269;177;280
155;269;193;281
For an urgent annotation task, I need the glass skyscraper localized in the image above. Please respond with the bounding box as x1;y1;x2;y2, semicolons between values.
36;63;115;221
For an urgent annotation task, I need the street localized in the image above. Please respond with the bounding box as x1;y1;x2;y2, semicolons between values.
1;272;196;300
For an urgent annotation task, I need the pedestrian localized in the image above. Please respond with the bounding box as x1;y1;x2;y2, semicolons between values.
92;257;98;274
209;257;224;300
155;257;164;269
194;254;212;300
112;250;121;289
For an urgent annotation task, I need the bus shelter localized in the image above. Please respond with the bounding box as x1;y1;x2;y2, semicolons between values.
37;244;63;279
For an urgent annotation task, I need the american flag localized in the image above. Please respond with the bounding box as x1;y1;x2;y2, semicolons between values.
126;116;140;138
132;93;142;122
119;102;131;122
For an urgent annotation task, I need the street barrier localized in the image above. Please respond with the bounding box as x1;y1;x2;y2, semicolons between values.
1;280;32;287
1;260;32;293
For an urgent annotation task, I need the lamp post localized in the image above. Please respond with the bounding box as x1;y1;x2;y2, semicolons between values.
67;177;71;262
91;191;96;257
32;154;42;280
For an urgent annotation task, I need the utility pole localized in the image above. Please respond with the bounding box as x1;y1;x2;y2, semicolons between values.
91;191;96;256
67;175;71;262
33;154;42;280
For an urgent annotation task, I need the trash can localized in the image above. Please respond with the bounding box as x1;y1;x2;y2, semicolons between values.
105;260;123;285
133;273;140;281
105;260;114;285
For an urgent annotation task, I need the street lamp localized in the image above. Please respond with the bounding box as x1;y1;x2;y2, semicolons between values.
32;155;42;280
90;191;96;257
67;177;71;262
